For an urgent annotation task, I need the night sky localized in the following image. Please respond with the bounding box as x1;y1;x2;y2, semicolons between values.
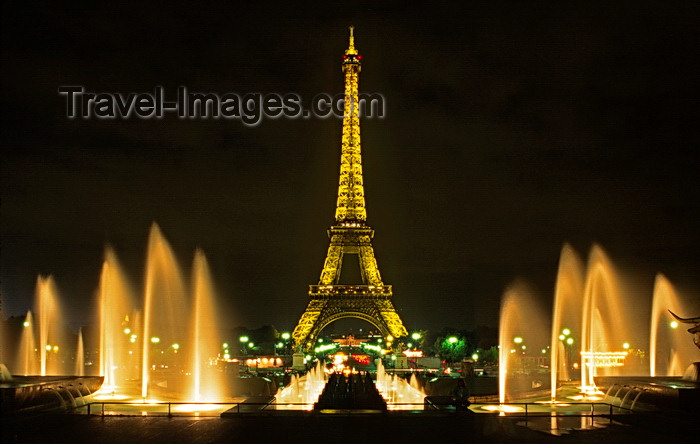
2;1;699;334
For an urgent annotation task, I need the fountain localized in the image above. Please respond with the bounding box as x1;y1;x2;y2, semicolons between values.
499;242;700;412
36;276;65;376
2;223;235;412
276;361;328;409
649;274;697;376
550;244;584;400
17;311;38;376
374;360;425;408
498;281;549;403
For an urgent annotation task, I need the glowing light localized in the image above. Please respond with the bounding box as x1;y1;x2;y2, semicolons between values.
123;328;131;334
622;342;630;349
411;332;421;340
281;332;290;340
222;342;228;348
45;345;52;351
566;337;574;345
23;321;30;327
558;334;565;340
481;405;524;413
471;353;479;361
562;328;571;336
387;335;393;341
52;346;59;352
239;336;249;343
448;336;458;344
172;343;179;350
580;351;628;367
513;337;523;344
670;321;679;329
150;336;160;344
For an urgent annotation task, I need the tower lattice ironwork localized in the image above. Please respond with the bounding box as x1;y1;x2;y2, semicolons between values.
292;28;408;350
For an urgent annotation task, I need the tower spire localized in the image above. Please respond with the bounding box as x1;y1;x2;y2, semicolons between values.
336;26;365;222
346;26;358;56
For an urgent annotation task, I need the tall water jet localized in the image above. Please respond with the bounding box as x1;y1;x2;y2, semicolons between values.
97;247;136;393
649;274;697;376
580;246;635;392
75;328;84;376
16;311;37;375
499;281;549;403
35;276;64;376
189;249;225;402
550;244;584;400
141;223;187;400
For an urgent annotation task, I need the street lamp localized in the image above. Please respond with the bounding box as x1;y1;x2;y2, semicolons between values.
411;332;421;341
281;332;291;340
448;336;458;344
513;336;523;344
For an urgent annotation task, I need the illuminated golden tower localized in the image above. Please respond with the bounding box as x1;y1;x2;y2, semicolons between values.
292;27;408;350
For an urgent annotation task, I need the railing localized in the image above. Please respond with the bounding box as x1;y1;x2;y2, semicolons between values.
77;399;281;417
423;400;635;421
74;400;634;418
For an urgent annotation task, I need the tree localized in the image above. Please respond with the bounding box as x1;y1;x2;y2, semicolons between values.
433;335;468;363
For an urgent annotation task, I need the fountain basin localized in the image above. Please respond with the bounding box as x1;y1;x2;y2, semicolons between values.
595;374;700;411
1;375;103;413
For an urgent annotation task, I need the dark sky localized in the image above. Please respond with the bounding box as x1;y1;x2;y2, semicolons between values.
2;1;699;334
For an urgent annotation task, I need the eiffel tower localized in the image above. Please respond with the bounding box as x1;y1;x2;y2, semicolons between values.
292;28;408;351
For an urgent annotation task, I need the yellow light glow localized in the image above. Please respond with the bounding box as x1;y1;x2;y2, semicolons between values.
481;405;524;413
622;342;630;349
124;328;131;334
513;337;523;344
566;338;574;345
670;321;679;329
151;336;160;344
562;328;571;336
172;343;179;350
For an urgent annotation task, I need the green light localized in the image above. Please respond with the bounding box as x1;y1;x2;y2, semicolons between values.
411;332;421;341
276;342;283;348
448;336;458;344
249;342;254;347
281;332;291;340
513;337;523;344
240;336;249;343
407;343;412;348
